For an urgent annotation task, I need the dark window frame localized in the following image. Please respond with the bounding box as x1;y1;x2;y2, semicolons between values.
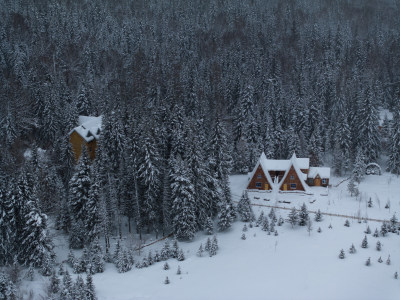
290;183;297;189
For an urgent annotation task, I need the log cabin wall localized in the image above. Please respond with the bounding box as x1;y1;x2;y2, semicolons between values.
307;176;329;187
247;165;272;190
70;131;97;161
279;166;305;191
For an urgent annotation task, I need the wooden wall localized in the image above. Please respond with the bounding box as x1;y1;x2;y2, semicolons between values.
69;131;97;161
247;165;272;190
307;176;329;187
279;166;305;191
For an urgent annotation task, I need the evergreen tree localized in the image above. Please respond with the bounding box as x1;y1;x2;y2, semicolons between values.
314;209;323;222
357;87;380;162
256;211;264;227
338;249;345;259
380;222;388;236
163;262;169;270
376;241;382;251
73;275;86;299
217;195;233;232
85;168;101;244
170;156;197;240
262;216;270;232
69;220;85;249
41;253;53;276
344;219;350;227
353;149;366;183
347;178;358;197
197;244;204;257
287;207;298;228
237;190;254;222
49;270;60;294
365;257;371;266
387;110;400;174
349;244;356;254
298;203;309;226
68;148;91;224
161;240;171;260
390;214;398;232
177;249;185;261
138;134;161;234
361;235;368;248
21;197;54;267
0;272;17;300
205;237;211;253
204;216;214;235
86;273;97;300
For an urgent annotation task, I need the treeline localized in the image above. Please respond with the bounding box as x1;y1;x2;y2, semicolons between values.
1;0;400;269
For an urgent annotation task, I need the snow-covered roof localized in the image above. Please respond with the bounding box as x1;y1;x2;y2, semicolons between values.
308;167;331;179
263;158;309;171
248;152;275;187
277;153;310;193
69;116;102;142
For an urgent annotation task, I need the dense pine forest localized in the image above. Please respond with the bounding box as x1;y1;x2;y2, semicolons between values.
1;0;400;279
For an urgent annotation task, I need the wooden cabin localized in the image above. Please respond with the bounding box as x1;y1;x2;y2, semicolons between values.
247;152;330;193
69;116;102;161
307;167;330;187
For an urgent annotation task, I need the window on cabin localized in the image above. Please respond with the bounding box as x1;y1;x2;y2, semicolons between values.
257;174;262;179
290;175;294;180
322;179;327;184
290;183;296;189
256;182;262;188
309;179;314;185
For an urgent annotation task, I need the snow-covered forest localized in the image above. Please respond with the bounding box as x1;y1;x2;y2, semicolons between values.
1;0;400;299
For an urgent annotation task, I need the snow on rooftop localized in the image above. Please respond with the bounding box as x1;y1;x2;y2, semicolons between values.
70;115;102;142
308;167;331;179
259;154;309;171
277;152;310;193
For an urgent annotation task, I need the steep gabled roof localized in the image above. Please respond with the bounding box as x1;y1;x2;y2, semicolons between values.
69;116;102;142
247;152;275;188
277;153;310;193
308;167;331;179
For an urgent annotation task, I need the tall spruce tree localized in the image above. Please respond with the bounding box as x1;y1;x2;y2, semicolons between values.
68;147;91;224
170;156;197;240
388;110;400;174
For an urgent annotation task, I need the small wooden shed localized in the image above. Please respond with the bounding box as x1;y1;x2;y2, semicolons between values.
69;116;102;161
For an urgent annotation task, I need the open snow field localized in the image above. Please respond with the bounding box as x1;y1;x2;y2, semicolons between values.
23;173;400;300
92;173;400;300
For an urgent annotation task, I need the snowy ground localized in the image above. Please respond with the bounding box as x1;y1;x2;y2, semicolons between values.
21;173;400;300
